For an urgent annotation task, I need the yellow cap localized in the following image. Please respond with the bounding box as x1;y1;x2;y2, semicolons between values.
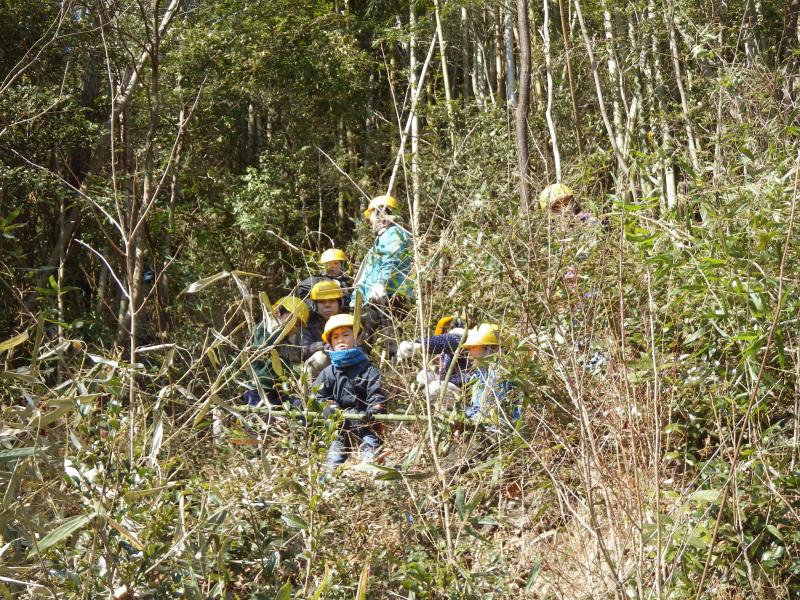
322;313;355;343
273;296;310;325
320;248;347;264
462;323;500;348
538;183;574;211
434;316;455;336
310;280;343;301
364;194;399;219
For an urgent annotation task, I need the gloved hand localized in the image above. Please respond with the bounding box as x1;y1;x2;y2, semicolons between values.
308;341;325;354
396;340;421;361
369;283;387;303
363;405;383;423
322;404;338;418
242;389;261;406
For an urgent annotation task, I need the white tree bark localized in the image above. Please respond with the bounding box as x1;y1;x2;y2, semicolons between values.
542;0;562;181
504;1;517;107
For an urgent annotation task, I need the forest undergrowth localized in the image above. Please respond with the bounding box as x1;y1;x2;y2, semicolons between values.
3;128;800;597
3;1;800;598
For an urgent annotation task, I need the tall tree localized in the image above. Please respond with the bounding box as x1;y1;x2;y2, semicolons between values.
515;0;532;210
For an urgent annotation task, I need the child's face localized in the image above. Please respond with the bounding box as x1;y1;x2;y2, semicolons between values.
468;345;497;362
316;298;340;320
324;261;343;276
330;326;356;351
275;309;298;332
369;209;386;233
549;196;574;217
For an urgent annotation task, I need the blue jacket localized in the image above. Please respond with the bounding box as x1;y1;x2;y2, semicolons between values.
418;332;472;386
353;224;413;306
313;359;386;428
466;365;519;422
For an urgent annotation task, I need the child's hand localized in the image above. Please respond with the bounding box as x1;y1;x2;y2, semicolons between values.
397;340;421;361
369;283;387;302
364;405;383;422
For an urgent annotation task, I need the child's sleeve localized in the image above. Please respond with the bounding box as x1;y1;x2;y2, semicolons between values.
312;369;335;404
300;323;325;359
419;332;461;354
364;366;387;413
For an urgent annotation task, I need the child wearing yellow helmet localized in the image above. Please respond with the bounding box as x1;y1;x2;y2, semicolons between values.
313;313;387;471
241;296;310;407
397;315;471;387
353;194;414;358
461;324;519;423
295;247;352;306
300;280;346;381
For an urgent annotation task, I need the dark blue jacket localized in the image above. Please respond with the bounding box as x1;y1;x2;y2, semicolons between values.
419;332;472;386
313;359;386;426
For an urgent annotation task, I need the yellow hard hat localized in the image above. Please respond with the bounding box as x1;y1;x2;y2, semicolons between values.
310;280;343;301
462;323;500;348
364;194;399;219
319;248;347;264
434;316;455;336
273;296;310;325
538;183;574;211
322;313;355;343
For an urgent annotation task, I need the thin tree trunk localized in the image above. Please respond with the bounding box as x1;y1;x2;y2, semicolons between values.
574;0;629;175
410;1;420;231
503;2;517;107
516;0;532;210
649;0;676;209
472;35;487;108
665;0;701;175
558;0;582;154
542;0;562;181
601;0;623;151
432;0;455;147
247;102;257;165
461;7;470;102
494;7;504;102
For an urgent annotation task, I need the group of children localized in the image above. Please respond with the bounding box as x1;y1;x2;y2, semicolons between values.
240;195;515;472
241;183;592;472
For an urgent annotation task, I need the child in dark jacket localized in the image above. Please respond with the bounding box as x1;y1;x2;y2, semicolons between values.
313;313;386;469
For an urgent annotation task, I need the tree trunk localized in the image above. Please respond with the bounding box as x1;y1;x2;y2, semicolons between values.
601;0;624;151
665;0;701;175
503;2;517;108
574;0;629;176
558;0;582;155
432;0;455;147
542;0;562;181
515;0;532;210
410;1;420;231
461;7;470;102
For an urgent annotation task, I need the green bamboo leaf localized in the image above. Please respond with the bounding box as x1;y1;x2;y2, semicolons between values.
281;514;308;530
766;524;784;542
455;487;466;519
310;564;332;600
28;512;95;558
690;489;721;504
355;562;370;600
181;271;231;294
0;331;28;353
352;290;363;339
0;447;40;463
274;581;292;600
525;555;542;590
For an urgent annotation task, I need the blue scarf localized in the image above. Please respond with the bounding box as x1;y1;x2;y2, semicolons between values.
329;347;369;368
